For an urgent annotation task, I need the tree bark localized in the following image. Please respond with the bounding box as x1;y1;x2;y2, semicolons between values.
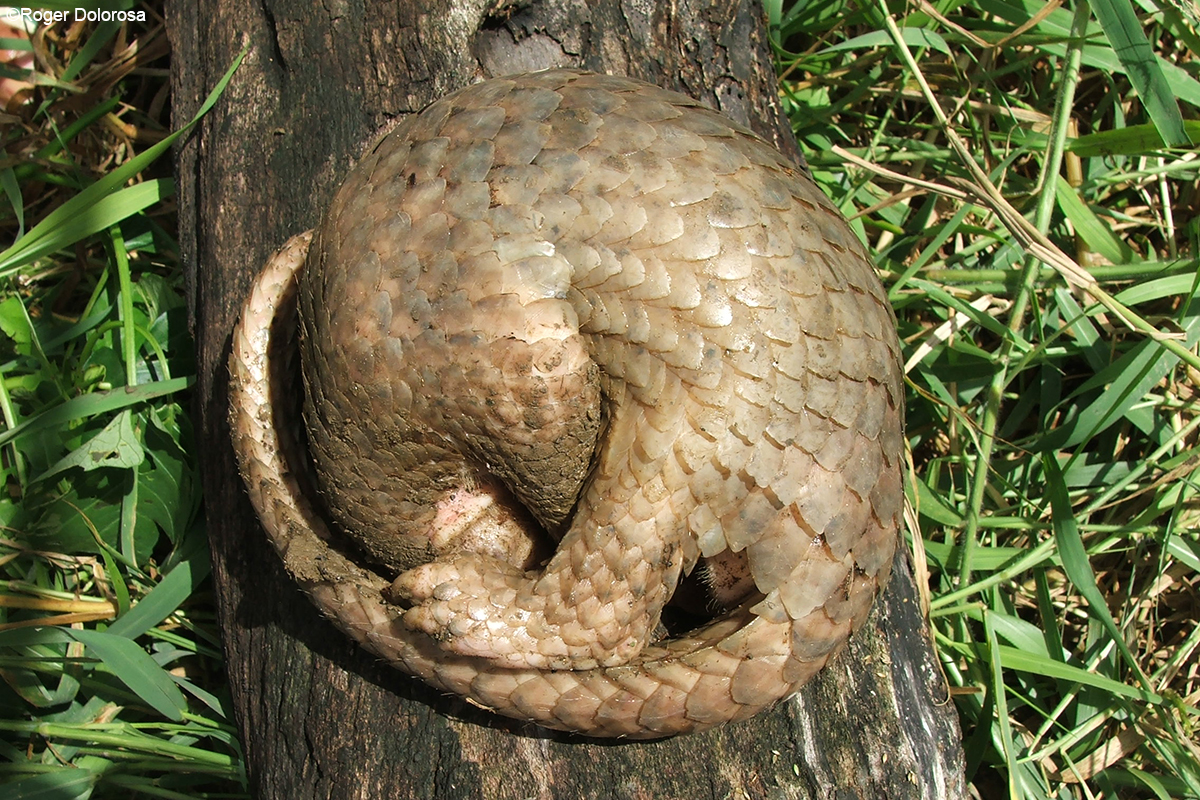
169;0;967;797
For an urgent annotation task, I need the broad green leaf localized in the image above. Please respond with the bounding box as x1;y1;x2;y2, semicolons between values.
37;410;145;482
1058;458;1135;489
25;467;159;557
134;406;196;544
0;627;186;720
4;769;99;800
0;294;33;347
0;628;80;647
44;696;114;726
60;628;186;721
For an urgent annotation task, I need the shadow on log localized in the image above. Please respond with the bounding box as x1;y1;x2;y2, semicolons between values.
169;0;966;796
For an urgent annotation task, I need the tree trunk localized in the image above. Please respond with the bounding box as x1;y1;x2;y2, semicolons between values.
169;1;967;797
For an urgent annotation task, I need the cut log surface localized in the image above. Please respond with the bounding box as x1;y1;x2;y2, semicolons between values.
169;0;966;795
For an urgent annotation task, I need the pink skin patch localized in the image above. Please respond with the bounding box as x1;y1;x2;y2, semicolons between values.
419;477;547;573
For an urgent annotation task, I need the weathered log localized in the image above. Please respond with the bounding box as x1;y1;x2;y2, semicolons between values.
170;0;966;796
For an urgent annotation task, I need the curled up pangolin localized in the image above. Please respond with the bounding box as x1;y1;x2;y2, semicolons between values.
229;69;905;738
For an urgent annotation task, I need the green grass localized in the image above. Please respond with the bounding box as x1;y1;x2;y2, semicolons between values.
769;0;1200;796
0;12;246;799
1;1;1197;798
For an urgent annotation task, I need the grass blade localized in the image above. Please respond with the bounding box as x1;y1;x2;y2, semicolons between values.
1090;0;1192;147
107;548;212;640
0;44;248;275
1068;120;1200;156
998;644;1159;702
1053;175;1132;266
1041;455;1151;694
